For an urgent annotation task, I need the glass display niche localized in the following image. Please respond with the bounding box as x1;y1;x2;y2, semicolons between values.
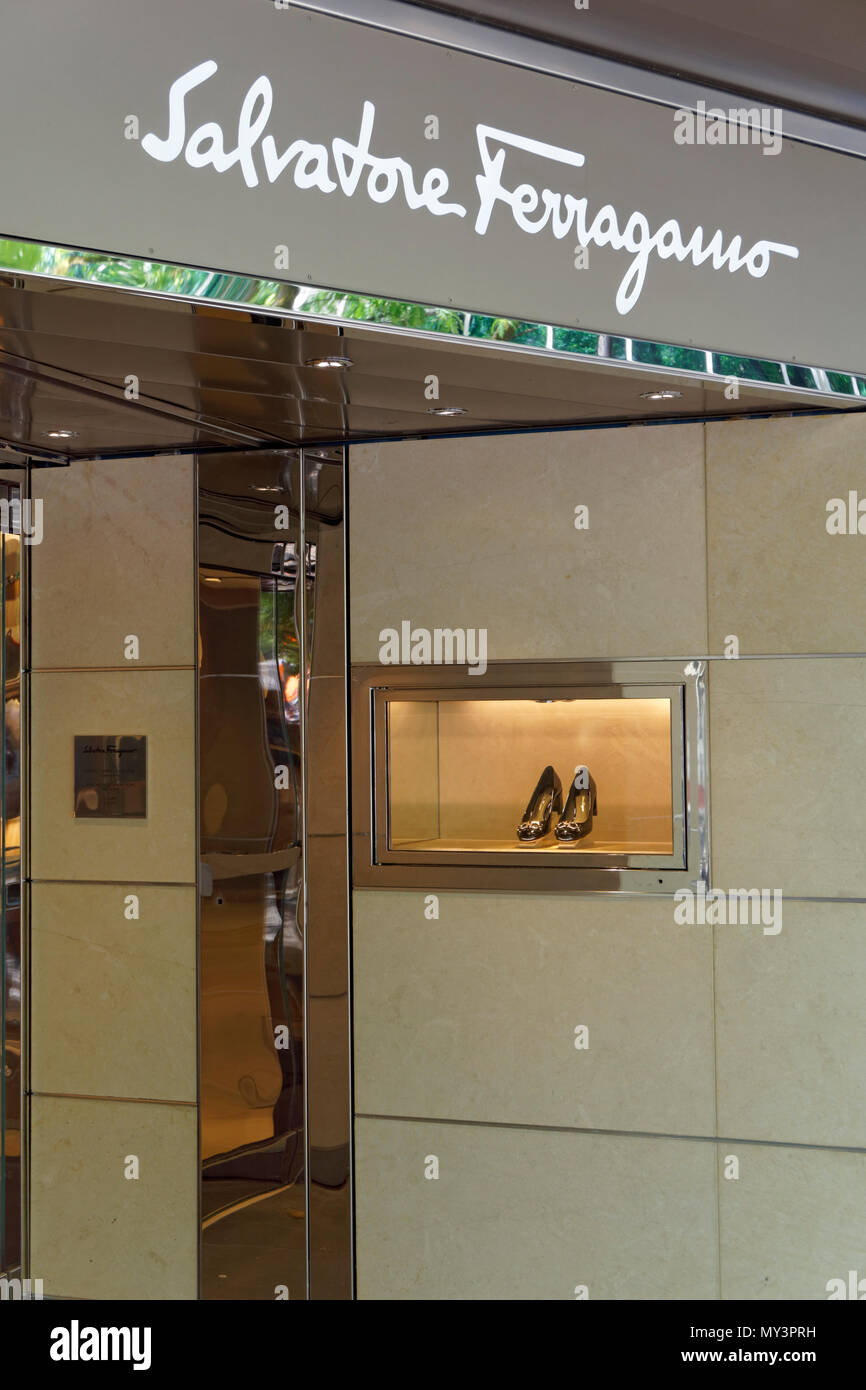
352;661;708;894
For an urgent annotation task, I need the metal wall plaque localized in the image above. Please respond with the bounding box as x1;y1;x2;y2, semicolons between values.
73;735;147;819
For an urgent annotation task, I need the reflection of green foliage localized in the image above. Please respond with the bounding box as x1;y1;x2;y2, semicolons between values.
0;239;47;272
787;365;819;390
0;237;861;396
714;354;784;385
0;239;300;309
632;341;707;373
468;314;546;346
303;288;463;334
827;371;856;396
552;328;599;355
259;590;298;673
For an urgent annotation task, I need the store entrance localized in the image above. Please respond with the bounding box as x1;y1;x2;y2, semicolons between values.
0;269;859;1300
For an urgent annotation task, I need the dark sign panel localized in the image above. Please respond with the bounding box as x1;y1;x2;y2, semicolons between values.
74;736;147;819
0;1;863;369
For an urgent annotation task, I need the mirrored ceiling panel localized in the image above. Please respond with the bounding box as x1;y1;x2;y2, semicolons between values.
0;274;859;461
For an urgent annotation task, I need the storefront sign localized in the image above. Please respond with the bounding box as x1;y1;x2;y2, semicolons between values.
0;0;863;369
141;72;800;321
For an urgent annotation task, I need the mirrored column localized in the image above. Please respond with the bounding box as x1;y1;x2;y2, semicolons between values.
198;452;307;1300
302;449;353;1300
0;481;22;1279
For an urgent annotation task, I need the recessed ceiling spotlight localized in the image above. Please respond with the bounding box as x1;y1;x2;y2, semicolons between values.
427;405;467;416
640;390;682;401
43;428;79;439
304;355;353;369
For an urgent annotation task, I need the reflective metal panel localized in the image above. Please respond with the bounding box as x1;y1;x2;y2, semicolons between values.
198;447;353;1299
1;490;22;1276
72;735;147;818
302;451;353;1300
199;451;308;1300
0;275;856;466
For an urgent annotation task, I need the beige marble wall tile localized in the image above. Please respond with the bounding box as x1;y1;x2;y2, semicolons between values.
708;657;866;896
719;1143;866;1300
353;891;715;1136
349;427;707;663
355;1118;717;1300
716;900;866;1149
31;454;196;669
30;668;197;884
707;413;866;656
31;883;196;1103
29;1095;198;1300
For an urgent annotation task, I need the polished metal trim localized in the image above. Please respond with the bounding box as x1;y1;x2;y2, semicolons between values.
292;0;866;160
352;659;709;894
198;450;309;1299
355;1110;866;1155
3;259;863;408
0;346;288;453
302;449;354;1299
20;470;29;1285
11;477;27;1282
299;452;310;1300
340;445;356;1297
192;455;202;1302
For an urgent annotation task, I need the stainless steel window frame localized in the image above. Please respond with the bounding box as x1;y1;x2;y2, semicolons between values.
352;659;709;894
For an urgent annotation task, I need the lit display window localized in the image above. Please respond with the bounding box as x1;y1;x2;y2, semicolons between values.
387;696;673;854
352;661;708;894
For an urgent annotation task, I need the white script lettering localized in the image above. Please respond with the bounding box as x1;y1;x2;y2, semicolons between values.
140;63;801;317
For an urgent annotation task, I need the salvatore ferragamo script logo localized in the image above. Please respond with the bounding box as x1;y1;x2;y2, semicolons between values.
139;61;800;317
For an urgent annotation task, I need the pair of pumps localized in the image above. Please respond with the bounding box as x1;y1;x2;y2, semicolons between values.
517;764;597;843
